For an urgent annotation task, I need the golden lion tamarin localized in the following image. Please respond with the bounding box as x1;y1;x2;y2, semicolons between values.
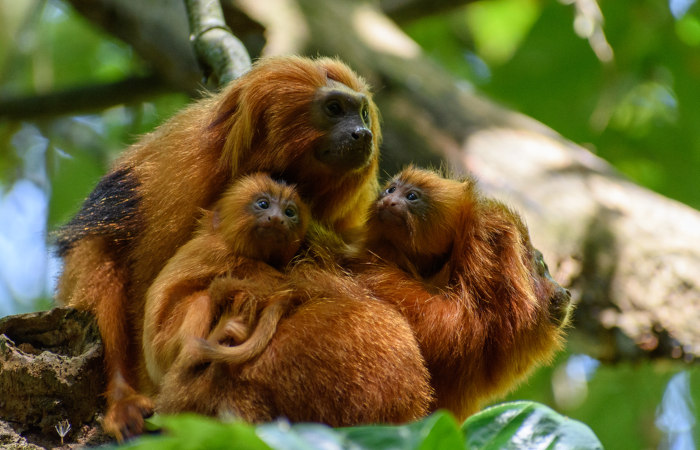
54;56;381;439
142;173;309;387
357;167;572;421
155;264;433;426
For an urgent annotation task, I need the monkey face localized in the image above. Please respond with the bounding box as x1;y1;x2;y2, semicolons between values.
374;180;426;239
249;194;303;245
311;81;374;171
532;249;572;327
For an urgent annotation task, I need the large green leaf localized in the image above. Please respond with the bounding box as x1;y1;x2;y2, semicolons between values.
336;411;463;449
114;414;271;450
106;403;601;449
463;401;603;450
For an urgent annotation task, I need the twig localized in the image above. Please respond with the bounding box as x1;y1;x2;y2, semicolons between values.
184;0;252;86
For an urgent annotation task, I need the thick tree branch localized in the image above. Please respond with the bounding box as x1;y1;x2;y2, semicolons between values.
0;74;169;120
184;0;251;86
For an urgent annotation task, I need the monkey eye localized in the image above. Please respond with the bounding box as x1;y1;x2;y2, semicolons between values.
325;100;343;117
386;186;397;194
284;207;297;218
361;106;370;124
256;199;270;209
406;191;419;201
537;258;547;275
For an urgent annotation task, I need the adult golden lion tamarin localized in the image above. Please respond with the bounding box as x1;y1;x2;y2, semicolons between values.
54;56;381;440
142;173;309;387
356;167;572;421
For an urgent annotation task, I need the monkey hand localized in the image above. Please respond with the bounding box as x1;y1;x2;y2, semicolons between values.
209;315;249;345
102;372;154;441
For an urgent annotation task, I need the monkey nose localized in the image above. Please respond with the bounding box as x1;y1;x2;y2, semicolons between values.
267;215;284;225
351;127;372;142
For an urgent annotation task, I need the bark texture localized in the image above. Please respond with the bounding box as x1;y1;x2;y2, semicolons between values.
0;308;109;449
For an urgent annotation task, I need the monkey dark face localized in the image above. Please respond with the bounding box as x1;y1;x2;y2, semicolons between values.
532;249;572;327
311;81;374;171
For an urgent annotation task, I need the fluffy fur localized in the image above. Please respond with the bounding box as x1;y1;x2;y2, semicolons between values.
54;56;380;440
356;167;572;420
142;173;309;387
156;264;433;426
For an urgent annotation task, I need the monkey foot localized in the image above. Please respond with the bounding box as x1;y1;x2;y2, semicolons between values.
103;393;155;442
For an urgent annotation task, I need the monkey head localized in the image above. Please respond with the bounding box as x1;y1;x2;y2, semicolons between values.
215;173;310;268
369;167;465;262
310;80;374;171
215;56;380;184
477;198;573;331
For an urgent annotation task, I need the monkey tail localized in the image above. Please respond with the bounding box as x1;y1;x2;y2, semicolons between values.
196;297;292;366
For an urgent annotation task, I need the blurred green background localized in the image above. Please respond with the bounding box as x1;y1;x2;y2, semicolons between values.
0;0;698;448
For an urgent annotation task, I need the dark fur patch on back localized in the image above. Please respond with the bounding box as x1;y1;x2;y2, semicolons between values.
54;167;142;256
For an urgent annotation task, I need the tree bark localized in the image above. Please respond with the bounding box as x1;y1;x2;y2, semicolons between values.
0;308;109;449
184;0;251;86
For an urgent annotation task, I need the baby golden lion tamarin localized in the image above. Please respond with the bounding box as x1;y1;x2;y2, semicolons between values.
142;173;309;387
357;166;572;421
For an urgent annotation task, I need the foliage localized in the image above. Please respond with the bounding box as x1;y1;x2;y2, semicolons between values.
106;404;602;450
505;352;700;450
406;0;700;210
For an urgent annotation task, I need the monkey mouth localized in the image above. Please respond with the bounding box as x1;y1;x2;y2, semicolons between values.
377;207;405;228
548;286;572;327
315;140;373;171
255;225;292;242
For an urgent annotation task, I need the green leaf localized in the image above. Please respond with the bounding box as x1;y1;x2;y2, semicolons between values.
463;401;603;450
114;414;271;450
337;411;463;450
258;421;349;450
103;404;602;449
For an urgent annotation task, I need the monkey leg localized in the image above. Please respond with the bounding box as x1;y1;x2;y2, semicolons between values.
95;263;154;441
58;238;154;441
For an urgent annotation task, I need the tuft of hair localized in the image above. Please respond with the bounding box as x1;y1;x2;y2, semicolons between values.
53;167;142;257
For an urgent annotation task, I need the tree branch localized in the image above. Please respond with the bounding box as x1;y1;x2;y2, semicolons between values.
184;0;251;86
0;74;169;120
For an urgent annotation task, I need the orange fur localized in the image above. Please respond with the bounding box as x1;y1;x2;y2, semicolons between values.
54;56;380;439
143;174;309;387
156;264;434;426
357;167;572;421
